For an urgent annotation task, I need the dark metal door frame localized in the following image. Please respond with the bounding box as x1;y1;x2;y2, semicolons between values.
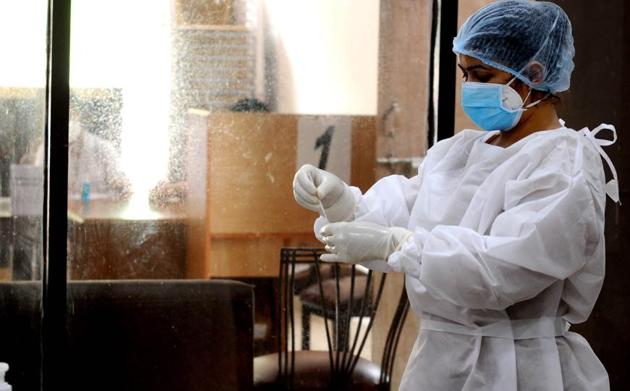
42;0;71;389
428;0;458;146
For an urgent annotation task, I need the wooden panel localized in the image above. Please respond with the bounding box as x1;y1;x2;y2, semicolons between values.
69;219;186;280
207;114;310;234
351;116;378;192
206;113;376;234
210;233;320;278
63;199;188;280
186;109;211;278
210;237;282;277
200;113;376;277
186;212;209;279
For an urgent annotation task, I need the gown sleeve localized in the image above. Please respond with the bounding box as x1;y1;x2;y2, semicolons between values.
388;168;603;311
313;171;423;241
312;131;470;239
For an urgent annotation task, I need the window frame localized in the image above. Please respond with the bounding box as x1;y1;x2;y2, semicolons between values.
42;0;71;388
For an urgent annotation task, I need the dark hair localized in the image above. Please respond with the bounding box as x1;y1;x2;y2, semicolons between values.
230;98;270;113
532;90;561;105
548;93;561;105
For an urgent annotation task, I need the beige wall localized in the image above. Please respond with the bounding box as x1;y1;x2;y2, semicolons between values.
376;0;432;177
454;0;494;132
264;0;380;115
372;1;432;389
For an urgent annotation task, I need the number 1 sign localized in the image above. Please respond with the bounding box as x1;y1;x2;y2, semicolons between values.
296;116;352;183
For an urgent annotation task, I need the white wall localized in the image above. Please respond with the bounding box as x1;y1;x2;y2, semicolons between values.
0;0;47;87
264;0;380;115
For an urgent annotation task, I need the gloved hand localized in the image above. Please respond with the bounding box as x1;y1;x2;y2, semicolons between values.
292;164;356;222
319;222;412;263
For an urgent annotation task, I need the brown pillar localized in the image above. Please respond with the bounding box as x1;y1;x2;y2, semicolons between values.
551;1;630;388
372;1;432;388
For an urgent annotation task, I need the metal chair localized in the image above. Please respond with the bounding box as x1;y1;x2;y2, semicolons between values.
299;264;369;351
253;248;410;390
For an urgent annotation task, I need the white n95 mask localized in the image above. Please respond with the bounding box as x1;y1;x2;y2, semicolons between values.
461;78;544;131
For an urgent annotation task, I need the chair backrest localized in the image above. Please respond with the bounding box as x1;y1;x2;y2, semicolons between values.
0;279;254;391
277;247;409;389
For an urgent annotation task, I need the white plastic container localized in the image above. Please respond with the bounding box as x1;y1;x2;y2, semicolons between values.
0;362;12;391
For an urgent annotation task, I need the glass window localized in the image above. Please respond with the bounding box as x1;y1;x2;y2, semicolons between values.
65;0;383;283
67;0;175;280
63;0;393;385
0;0;430;388
0;1;48;389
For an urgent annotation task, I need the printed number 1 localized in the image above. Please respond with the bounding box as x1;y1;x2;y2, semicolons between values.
315;126;335;170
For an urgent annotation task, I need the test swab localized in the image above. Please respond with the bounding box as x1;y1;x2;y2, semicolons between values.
319;199;328;220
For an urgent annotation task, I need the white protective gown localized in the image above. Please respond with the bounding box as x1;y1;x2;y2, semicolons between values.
315;124;618;390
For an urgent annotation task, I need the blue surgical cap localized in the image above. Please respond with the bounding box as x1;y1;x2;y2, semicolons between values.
453;0;575;93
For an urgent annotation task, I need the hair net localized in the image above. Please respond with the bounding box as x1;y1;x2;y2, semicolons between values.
453;0;575;92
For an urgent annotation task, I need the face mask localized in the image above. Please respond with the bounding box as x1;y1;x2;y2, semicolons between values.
461;77;545;132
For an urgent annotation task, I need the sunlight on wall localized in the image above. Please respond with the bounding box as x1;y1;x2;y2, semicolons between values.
1;0;379;199
265;0;379;115
0;1;172;201
0;0;47;87
71;0;172;200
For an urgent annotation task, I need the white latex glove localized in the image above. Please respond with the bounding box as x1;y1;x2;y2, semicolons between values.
319;222;412;264
292;164;356;222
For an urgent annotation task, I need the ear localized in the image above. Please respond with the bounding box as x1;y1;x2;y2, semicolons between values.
525;62;546;85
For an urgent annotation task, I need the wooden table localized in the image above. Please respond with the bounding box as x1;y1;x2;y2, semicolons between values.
67;198;188;280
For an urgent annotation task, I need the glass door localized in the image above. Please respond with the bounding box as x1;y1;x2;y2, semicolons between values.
0;1;48;389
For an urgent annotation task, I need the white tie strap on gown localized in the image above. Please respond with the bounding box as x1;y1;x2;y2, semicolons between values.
579;124;620;203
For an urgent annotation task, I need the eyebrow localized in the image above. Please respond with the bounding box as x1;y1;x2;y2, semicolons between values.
457;64;492;72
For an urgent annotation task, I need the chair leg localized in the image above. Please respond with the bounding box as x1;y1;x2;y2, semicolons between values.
301;305;310;350
339;315;351;352
330;315;350;352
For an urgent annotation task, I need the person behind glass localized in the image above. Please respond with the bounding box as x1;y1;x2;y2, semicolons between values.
23;107;131;201
293;1;618;390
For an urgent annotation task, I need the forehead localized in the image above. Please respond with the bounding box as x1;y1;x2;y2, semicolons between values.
458;54;488;68
457;54;514;78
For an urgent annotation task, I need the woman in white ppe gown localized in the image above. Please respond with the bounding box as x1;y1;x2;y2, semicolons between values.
292;1;618;390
